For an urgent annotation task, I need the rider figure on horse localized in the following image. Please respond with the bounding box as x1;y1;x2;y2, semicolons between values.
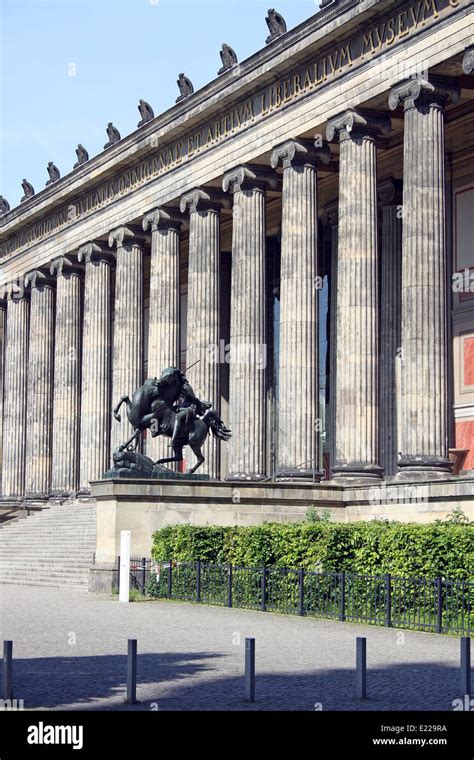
156;366;211;445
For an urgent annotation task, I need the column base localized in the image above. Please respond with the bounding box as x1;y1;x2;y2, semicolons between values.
225;472;267;482
398;455;453;475
275;467;323;483
332;463;384;481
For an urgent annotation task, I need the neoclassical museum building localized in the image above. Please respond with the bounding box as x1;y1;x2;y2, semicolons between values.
0;0;473;555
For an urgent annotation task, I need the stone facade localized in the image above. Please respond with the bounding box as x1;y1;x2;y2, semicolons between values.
0;0;473;511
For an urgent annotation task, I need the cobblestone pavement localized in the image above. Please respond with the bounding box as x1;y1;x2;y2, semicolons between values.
0;584;465;712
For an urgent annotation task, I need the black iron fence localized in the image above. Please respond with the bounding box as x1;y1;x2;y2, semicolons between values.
122;558;473;636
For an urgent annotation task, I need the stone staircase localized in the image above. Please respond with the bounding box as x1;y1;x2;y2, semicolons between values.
0;500;96;591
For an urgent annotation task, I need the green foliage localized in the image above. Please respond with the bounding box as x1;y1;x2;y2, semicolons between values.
151;520;474;578
305;506;332;523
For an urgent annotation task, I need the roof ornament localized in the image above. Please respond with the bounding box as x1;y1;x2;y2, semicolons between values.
218;43;238;75
176;73;194;103
265;8;287;44
104;122;121;150
46;161;60;186
20;179;35;203
0;196;10;216
74;144;89;168
137;99;155;127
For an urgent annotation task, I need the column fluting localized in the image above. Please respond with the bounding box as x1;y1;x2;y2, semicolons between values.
50;256;82;495
271;140;330;481
326;110;391;480
24;271;55;498
389;76;459;474
1;289;29;498
78;243;113;491
222;165;277;480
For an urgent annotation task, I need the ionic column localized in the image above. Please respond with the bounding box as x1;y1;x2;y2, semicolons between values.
1;289;29;499
0;299;6;490
389;76;459;474
222;165;277;480
378;180;402;477
108;227;144;454
50;256;82;495
462;47;474;75
143;208;181;462
321;205;338;476
180;189;223;478
326;110;391;480
271;140;330;481
24;271;55;498
78;243;113;491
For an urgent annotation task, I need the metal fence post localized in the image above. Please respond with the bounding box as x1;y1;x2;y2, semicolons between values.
3;641;13;700
261;567;267;612
117;555;121;594
298;568;305;617
436;576;443;634
126;639;138;704
227;564;233;608
245;638;255;702
385;573;392;628
141;558;147;594
167;559;172;599
339;571;346;622
356;637;367;699
461;637;471;698
196;560;201;603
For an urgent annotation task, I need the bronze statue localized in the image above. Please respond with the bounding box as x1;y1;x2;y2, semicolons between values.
113;367;231;475
0;196;10;215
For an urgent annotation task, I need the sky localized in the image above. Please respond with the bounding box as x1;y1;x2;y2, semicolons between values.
0;0;322;208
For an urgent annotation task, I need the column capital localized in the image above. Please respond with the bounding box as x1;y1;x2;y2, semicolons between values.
50;255;83;278
108;225;145;250
24;270;55;290
326;109;391;143
388;75;460;111
179;188;229;214
462;47;474;75
222;164;278;194
377;178;403;207
142;207;182;232
270;139;330;170
321;205;338;228
77;241;114;265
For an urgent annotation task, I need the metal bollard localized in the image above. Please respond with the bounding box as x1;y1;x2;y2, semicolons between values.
461;637;471;698
126;639;138;704
245;638;255;703
3;640;13;700
356;637;367;699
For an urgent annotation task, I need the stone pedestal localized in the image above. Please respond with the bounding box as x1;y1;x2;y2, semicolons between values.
143;208;181;463
50;257;82;495
222;165;277;480
108;227;144;454
1;291;29;499
271;140;329;481
389;77;459;474
78;244;113;491
24;271;55;498
180;189;223;478
378;180;402;477
326;110;390;480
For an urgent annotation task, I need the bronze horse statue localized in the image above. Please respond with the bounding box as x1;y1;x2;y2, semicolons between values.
113;367;231;475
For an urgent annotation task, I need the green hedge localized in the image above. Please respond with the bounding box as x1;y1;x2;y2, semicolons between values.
151;521;474;579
